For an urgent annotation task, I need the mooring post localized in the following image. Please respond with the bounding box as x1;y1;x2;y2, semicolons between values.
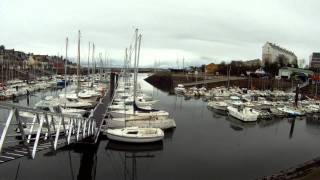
110;72;115;98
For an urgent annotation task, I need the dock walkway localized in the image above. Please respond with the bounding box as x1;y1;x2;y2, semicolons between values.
0;74;117;163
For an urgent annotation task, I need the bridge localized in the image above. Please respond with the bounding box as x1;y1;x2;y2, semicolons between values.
0;73;117;163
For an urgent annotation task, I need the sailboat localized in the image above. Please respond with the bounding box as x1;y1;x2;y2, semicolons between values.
106;29;165;143
106;127;164;143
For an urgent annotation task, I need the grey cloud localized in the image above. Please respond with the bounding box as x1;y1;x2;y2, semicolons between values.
1;0;320;67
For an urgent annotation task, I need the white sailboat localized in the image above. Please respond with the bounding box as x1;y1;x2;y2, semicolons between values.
107;29;165;143
106;127;164;143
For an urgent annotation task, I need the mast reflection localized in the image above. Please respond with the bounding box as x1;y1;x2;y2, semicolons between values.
105;141;163;180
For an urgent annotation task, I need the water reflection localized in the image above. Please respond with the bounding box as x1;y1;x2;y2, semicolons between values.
289;118;295;139
258;118;282;128
226;115;256;131
105;141;163;180
44;136;104;180
207;107;227;117
305;117;320;136
163;128;175;140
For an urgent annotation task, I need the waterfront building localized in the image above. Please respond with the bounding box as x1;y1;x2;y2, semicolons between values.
0;45;28;71
309;52;320;69
262;42;297;66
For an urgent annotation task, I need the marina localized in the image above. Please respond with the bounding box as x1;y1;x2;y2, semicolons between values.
174;84;320;121
2;74;320;179
3;0;320;178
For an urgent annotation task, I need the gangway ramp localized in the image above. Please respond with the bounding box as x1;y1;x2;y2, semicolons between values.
0;103;97;161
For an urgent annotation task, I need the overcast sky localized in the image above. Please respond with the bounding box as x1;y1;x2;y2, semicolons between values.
1;0;320;68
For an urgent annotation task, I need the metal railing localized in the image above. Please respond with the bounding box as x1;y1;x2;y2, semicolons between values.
0;103;96;160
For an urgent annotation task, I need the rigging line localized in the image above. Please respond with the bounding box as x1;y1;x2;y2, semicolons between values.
106;151;122;178
14;161;21;180
68;151;75;180
115;151;132;178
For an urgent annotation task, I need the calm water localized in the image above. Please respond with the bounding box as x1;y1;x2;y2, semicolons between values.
1;74;320;180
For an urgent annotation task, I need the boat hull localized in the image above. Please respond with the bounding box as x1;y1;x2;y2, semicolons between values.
106;129;164;143
107;117;176;130
227;107;258;122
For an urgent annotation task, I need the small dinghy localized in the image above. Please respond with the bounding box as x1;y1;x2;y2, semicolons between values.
106;127;164;143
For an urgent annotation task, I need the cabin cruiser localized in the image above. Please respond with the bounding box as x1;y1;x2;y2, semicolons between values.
227;106;260;122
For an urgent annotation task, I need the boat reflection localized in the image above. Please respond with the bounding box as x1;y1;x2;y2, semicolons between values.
106;140;163;153
164;128;176;140
257;118;282;128
226;115;256;131
105;141;163;180
207;106;227;117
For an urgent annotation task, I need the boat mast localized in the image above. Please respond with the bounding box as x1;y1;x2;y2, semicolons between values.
133;28;138;115
87;42;91;76
124;48;128;127
92;43;95;81
77;30;81;93
129;45;132;70
99;52;103;80
104;51;107;78
136;34;142;81
65;37;68;98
